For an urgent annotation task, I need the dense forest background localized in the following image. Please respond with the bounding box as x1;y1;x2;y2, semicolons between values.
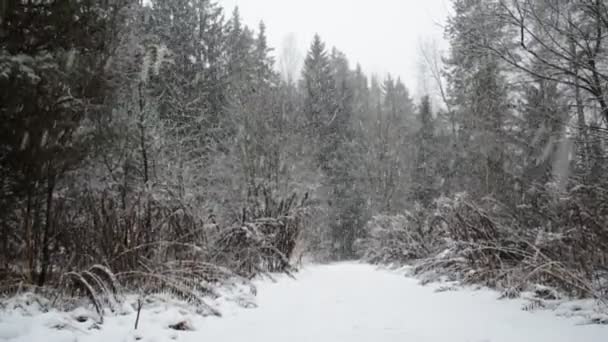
1;0;608;307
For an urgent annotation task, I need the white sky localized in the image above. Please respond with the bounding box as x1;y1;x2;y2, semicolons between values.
216;0;452;97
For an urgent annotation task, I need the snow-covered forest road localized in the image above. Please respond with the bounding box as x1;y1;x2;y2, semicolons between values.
3;263;608;342
195;263;607;342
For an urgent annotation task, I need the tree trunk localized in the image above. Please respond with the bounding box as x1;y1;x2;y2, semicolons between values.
138;82;151;233
37;167;56;287
24;189;34;283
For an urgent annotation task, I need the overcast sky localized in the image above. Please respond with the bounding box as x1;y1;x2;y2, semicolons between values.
216;0;452;97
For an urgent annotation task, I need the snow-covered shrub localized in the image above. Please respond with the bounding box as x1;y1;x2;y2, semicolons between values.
421;195;528;286
211;190;308;277
355;214;417;264
0;183;307;321
355;205;441;264
212;220;295;278
361;189;608;301
420;189;608;299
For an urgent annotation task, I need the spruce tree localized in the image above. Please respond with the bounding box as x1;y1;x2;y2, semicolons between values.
445;0;510;199
411;96;437;207
0;0;132;285
302;34;336;149
147;0;227;147
302;37;368;258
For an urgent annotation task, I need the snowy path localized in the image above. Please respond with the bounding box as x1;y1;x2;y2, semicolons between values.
2;263;608;342
194;263;607;342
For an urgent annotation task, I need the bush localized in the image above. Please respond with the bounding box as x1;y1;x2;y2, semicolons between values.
355;204;441;264
358;189;608;301
0;187;308;320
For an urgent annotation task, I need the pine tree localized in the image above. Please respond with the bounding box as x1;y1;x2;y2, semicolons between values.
0;0;133;285
254;22;275;86
229;20;284;205
301;38;368;258
226;7;256;97
445;0;510;200
302;34;336;149
362;75;415;213
520;77;568;186
147;0;227;148
326;48;367;259
411;96;438;206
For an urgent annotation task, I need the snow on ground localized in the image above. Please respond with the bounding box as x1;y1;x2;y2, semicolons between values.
1;263;607;342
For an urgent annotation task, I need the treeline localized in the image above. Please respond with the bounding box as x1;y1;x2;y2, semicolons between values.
2;0;606;306
0;0;312;301
0;0;424;303
358;0;608;300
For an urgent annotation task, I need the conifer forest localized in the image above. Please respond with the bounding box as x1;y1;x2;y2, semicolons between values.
1;1;608;341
